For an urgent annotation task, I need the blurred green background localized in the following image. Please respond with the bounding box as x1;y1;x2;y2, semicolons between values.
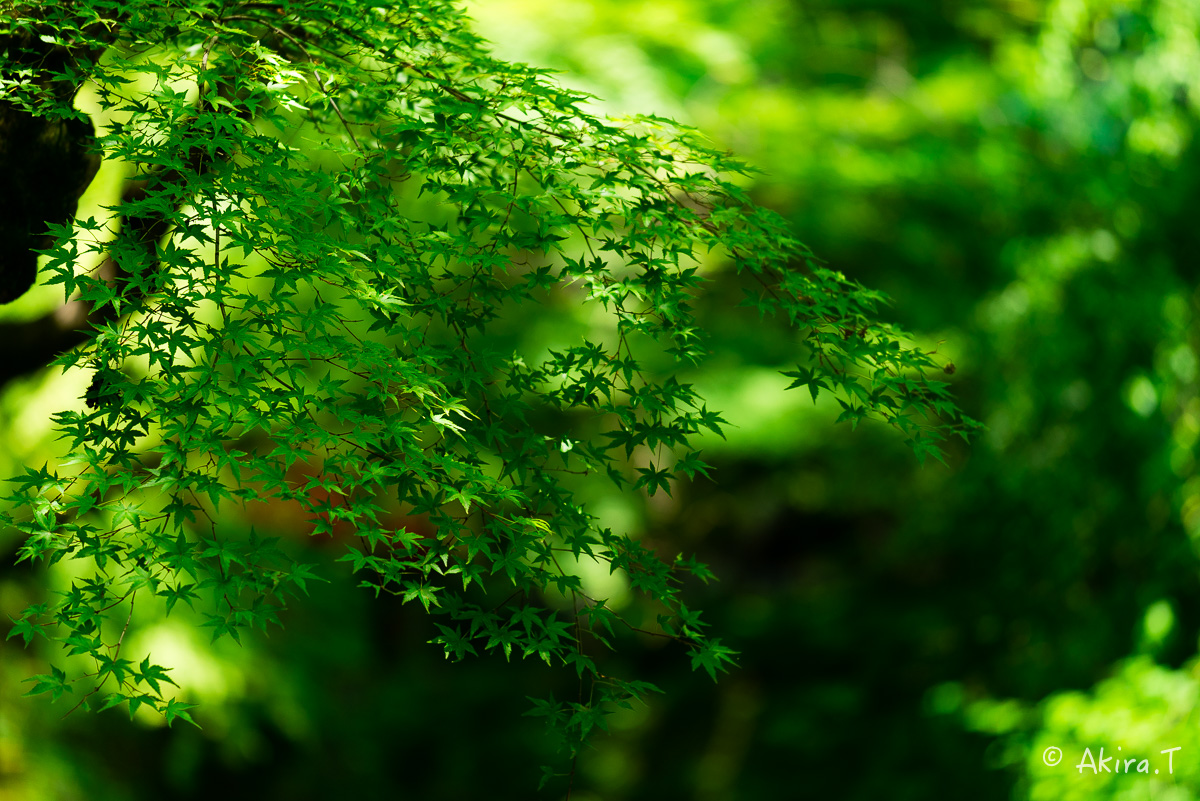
7;0;1200;798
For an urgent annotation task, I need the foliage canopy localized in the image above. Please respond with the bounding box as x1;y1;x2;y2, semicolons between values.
1;0;977;771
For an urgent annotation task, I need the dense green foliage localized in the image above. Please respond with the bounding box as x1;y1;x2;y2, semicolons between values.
12;0;1200;798
0;0;978;794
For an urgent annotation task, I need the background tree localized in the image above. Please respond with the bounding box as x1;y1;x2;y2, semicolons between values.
460;0;1200;798
0;1;976;798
